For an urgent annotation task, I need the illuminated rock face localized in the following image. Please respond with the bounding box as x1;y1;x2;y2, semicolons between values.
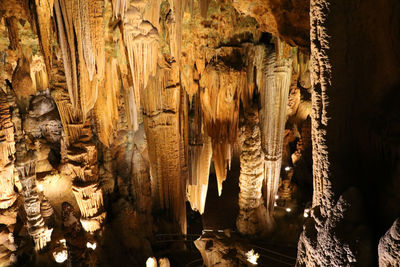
236;106;268;235
379;218;400;266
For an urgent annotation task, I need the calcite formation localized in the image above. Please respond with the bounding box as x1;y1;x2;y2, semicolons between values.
15;143;52;251
236;105;268;235
0;0;397;266
259;43;292;230
0;90;17;210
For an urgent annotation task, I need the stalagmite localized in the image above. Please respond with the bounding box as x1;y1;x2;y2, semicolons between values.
200;63;246;196
236;106;268;235
15;137;52;251
0;90;17;210
259;44;292;229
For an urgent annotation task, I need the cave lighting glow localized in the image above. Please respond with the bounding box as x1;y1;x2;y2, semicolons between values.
146;257;157;267
53;250;68;263
86;242;97;250
246;249;259;265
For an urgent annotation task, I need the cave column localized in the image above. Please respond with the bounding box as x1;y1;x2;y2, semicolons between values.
260;45;292;230
14;109;52;251
236;105;268;235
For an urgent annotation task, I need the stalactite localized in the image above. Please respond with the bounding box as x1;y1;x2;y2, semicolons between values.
123;5;159;131
169;0;183;64
54;0;79;109
259;44;292;229
142;64;186;233
236;105;268;235
54;0;105;119
0;89;17;210
199;63;246;196
94;58;119;146
111;0;127;19
34;0;54;74
187;94;212;214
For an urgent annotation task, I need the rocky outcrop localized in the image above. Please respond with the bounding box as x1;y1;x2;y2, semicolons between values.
378;218;400;266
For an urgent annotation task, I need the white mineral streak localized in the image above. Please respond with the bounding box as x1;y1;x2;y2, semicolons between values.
378;218;400;266
259;45;292;229
123;5;158;131
236;107;268;235
0;90;17;209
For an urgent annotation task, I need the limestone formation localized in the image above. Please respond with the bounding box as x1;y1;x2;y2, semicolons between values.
259;44;292;230
236;106;268;235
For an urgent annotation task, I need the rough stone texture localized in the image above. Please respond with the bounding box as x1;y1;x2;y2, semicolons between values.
378;218;400;267
232;0;310;49
296;0;400;265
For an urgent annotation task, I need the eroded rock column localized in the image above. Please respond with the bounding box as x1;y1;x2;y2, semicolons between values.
236;106;268;235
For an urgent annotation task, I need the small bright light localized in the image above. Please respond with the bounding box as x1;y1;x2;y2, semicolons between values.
303;208;310;218
274;202;277;207
274;195;279;200
246;249;259;265
86;242;96;250
53;250;68;263
146;257;157;267
286;208;291;212
59;239;66;244
284;166;291;171
37;183;44;192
